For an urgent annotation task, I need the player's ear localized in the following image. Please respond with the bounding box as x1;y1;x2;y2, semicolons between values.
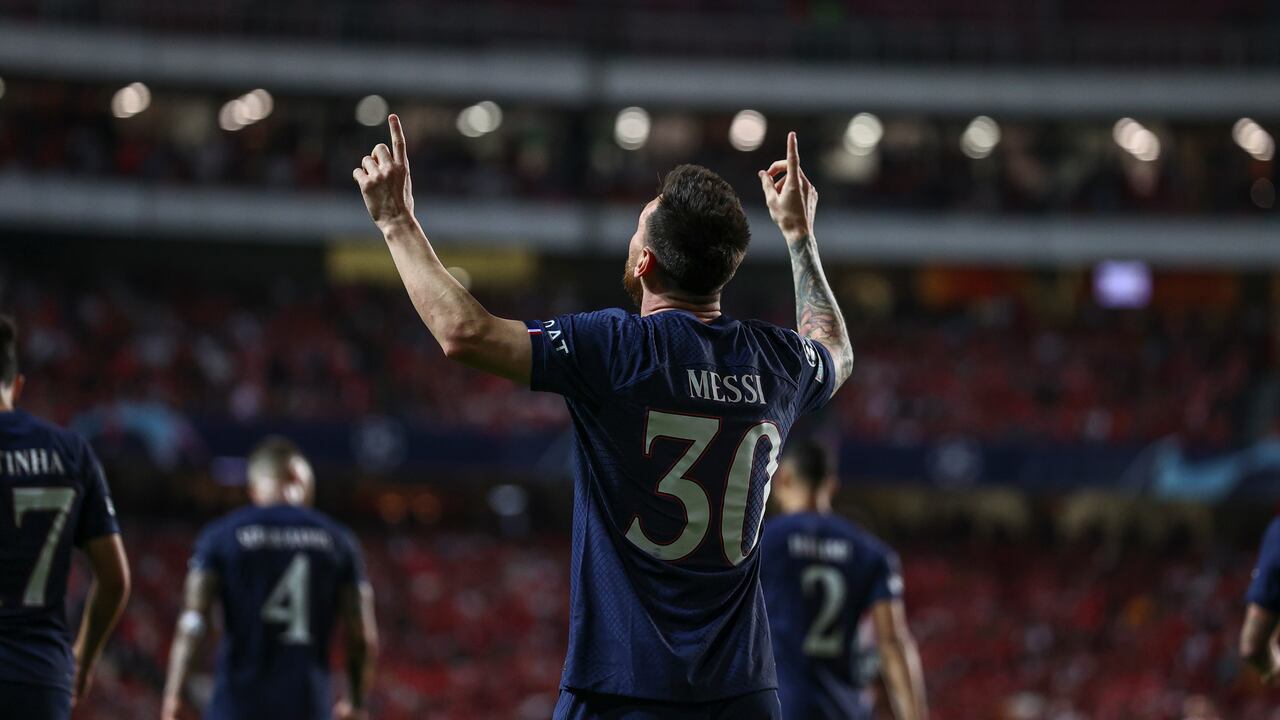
10;374;24;405
635;247;656;278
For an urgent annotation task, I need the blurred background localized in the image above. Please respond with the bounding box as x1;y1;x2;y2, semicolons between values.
2;1;1280;718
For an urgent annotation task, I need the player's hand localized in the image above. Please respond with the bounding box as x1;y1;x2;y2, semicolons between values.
334;699;369;720
759;131;818;245
354;114;416;232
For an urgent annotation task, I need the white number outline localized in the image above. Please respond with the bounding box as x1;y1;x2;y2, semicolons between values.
625;409;781;566
625;410;720;561
721;421;782;566
801;565;847;658
261;552;312;645
12;487;78;607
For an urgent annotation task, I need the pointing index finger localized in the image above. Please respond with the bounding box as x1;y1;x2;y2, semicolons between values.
389;114;408;166
786;131;799;179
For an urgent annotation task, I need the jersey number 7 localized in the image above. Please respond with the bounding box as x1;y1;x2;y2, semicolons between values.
625;409;781;566
6;487;77;607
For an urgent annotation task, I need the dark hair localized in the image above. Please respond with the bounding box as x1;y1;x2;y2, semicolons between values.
785;441;833;489
0;315;16;385
646;164;751;297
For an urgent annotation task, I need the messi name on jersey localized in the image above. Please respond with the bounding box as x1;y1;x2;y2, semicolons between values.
686;369;767;405
0;448;68;477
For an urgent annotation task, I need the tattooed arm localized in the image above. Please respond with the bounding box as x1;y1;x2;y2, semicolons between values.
761;132;854;390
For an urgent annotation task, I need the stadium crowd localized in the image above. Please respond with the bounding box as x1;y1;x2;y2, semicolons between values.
3;269;1267;448
67;521;1272;720
5;0;1278;65
0;81;1274;215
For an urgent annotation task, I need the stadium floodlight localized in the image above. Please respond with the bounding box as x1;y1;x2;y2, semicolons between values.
843;113;883;156
457;101;503;138
960;116;1000;159
110;82;151;119
1233;118;1275;162
1113;118;1160;162
614;107;651;151
219;90;274;132
356;95;389;127
241;89;273;123
729;110;767;152
218;100;244;132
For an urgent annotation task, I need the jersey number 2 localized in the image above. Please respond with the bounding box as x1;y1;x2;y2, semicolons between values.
625;409;781;566
262;553;312;645
802;565;847;658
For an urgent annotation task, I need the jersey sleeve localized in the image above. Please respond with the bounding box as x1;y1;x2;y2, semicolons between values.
792;332;836;415
525;309;636;403
73;441;121;546
868;549;905;605
1248;519;1280;612
337;528;367;587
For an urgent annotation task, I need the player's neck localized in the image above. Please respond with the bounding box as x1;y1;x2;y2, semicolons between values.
786;493;833;514
639;293;721;322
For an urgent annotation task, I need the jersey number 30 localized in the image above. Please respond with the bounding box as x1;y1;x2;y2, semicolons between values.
262;553;312;645
625;409;781;566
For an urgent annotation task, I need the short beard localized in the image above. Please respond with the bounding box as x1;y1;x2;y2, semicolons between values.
622;251;644;309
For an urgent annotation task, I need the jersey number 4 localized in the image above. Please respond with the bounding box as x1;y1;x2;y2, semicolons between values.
625;409;781;566
262;553;312;645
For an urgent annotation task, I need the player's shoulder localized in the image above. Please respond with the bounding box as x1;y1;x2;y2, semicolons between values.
736;319;824;370
831;515;891;553
1263;516;1280;547
560;307;636;333
7;410;94;461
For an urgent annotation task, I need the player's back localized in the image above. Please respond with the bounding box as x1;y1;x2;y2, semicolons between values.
0;409;118;694
192;503;362;720
528;308;834;700
759;512;901;720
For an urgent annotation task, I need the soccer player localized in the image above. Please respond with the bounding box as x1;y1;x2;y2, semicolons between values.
1241;515;1280;682
759;442;927;720
0;314;131;719
161;437;377;720
355;117;852;718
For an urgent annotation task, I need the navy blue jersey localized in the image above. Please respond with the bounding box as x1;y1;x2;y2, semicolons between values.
191;504;365;720
1248;517;1280;612
759;512;902;720
0;410;120;692
526;309;834;701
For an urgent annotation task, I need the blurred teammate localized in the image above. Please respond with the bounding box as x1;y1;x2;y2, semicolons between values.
759;442;926;720
356;118;852;718
161;437;377;720
0;314;131;719
1241;515;1280;682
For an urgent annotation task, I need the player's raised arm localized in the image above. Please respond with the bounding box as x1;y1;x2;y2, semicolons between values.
72;534;130;707
354;114;531;383
760;132;854;391
161;568;218;720
335;580;379;720
871;599;928;720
